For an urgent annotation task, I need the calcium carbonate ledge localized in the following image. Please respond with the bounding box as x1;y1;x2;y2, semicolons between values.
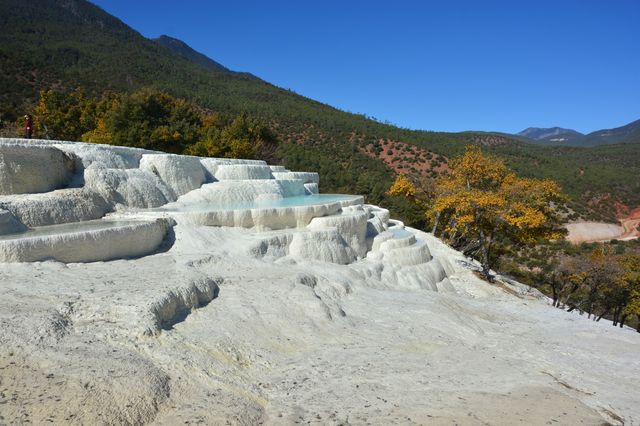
140;195;364;231
0;218;172;263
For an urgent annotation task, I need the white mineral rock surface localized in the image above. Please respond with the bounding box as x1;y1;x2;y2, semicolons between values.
0;138;638;425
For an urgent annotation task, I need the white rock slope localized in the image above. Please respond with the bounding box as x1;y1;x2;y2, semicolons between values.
0;138;638;425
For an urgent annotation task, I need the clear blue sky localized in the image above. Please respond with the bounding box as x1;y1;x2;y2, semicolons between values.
92;0;639;134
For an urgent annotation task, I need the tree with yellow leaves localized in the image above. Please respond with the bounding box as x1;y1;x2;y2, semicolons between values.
550;249;640;330
388;174;416;198
387;173;436;208
33;88;98;140
28;88;278;160
427;145;566;279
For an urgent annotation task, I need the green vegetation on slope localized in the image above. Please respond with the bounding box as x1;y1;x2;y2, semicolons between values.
32;88;277;160
388;148;567;279
489;143;640;221
388;149;640;331
500;239;640;332
1;0;638;223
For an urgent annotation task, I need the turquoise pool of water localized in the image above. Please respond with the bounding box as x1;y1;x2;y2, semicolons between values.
389;227;413;239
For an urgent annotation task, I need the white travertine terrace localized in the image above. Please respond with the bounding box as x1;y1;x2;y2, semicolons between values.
175;180;306;205
214;164;274;180
272;170;320;184
268;164;288;172
0;208;26;234
84;167;174;208
0;218;172;263
0;137;451;286
0;188;111;227
200;157;268;181
139;154;206;198
304;182;319;194
153;199;354;231
0;138;638;425
0;144;74;195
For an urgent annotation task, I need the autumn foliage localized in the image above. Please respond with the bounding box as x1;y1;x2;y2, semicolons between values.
387;174;417;199
543;246;640;329
30;88;277;160
390;145;566;279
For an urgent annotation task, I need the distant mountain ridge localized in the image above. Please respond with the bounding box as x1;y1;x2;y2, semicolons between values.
583;118;640;146
518;127;583;143
517;120;640;146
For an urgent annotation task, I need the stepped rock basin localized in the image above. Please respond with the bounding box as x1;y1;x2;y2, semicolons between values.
143;193;364;230
0;218;171;263
156;193;360;211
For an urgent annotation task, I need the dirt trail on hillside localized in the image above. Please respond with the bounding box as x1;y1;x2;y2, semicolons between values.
566;208;640;244
620;207;640;240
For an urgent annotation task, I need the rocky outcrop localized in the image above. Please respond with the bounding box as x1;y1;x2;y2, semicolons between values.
139;154;206;199
84;166;174;208
0;144;75;195
1;138;636;425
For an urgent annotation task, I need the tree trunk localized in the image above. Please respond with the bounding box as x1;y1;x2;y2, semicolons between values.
432;212;441;235
480;242;493;282
619;314;627;328
477;226;494;282
551;284;559;308
448;229;458;246
596;309;609;322
559;282;581;310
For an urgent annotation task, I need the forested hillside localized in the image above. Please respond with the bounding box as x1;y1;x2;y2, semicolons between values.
1;0;638;223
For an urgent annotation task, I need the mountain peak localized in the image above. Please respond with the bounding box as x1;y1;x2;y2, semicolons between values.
517;127;583;142
517;120;640;146
153;35;231;73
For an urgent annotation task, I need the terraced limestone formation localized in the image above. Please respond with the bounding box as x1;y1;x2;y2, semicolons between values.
0;137;452;296
0;138;638;425
0;219;172;263
0;138;445;284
